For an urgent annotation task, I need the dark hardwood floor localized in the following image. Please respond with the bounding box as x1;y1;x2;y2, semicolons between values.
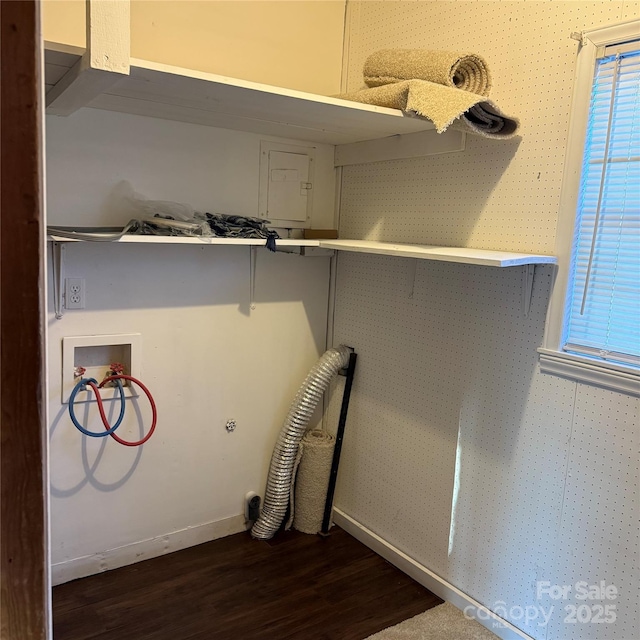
53;526;442;640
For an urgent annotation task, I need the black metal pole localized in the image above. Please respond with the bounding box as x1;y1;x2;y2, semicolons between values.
321;351;357;535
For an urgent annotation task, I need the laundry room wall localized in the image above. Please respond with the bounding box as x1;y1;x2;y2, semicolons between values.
44;0;346;583
42;0;346;94
46;107;337;584
331;2;638;639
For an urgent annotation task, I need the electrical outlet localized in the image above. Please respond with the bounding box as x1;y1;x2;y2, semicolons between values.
65;278;85;309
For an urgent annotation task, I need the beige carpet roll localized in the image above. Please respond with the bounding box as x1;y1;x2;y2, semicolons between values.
364;49;492;96
289;429;335;535
336;80;519;138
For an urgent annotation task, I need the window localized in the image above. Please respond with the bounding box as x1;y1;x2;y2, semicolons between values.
540;20;640;396
566;45;640;363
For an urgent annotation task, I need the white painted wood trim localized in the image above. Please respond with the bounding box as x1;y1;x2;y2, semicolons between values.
543;30;602;351
333;509;534;640
538;349;640;397
317;240;557;267
86;0;130;75
46;0;131;115
340;0;358;93
334;129;466;167
583;18;640;46
51;513;247;586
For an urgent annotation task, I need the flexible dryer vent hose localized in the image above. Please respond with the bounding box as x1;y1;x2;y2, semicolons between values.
251;345;352;540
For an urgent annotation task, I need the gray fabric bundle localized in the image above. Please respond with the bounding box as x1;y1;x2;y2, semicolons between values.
364;49;492;96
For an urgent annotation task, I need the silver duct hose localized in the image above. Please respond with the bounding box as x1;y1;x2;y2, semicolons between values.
251;345;352;540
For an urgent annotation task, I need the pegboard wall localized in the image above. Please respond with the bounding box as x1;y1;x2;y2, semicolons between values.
330;252;639;640
546;384;639;640
331;3;639;639
339;1;635;254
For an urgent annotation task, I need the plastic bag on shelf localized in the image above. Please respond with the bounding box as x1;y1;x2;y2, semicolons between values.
48;182;280;248
113;181;211;236
115;180;195;221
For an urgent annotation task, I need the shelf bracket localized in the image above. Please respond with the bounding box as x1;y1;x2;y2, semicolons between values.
299;247;335;257
522;264;535;316
249;246;257;311
273;246;304;256
52;241;67;320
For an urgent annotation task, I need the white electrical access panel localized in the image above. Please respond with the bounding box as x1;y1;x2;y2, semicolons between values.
258;141;315;228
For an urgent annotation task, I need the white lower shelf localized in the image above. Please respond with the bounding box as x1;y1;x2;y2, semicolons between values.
48;234;320;248
317;240;557;267
49;235;557;267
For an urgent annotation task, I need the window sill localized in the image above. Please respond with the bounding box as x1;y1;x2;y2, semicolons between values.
538;348;640;397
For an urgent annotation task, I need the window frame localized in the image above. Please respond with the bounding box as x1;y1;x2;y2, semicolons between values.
539;19;640;397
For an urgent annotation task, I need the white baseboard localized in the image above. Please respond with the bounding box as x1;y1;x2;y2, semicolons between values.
51;513;247;586
333;508;534;640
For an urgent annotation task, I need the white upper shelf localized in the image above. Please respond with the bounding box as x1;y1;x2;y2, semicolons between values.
48;234;557;267
44;42;436;146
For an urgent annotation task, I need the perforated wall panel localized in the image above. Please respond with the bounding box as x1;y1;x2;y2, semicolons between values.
545;385;638;640
340;1;631;254
332;3;639;639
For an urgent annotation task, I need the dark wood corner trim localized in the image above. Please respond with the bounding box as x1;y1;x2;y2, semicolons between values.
1;1;49;638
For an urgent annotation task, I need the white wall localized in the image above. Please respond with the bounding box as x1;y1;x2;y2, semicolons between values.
46;109;337;229
42;0;346;95
46;109;334;583
44;0;346;587
332;2;638;640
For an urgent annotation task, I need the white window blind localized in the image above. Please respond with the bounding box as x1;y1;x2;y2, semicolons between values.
564;44;640;368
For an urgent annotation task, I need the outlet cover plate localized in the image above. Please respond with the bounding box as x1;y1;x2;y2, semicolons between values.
65;277;85;309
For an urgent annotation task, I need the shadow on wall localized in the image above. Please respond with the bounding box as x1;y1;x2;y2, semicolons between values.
47;241;330;355
49;400;145;498
47;242;327;311
48;243;330;382
339;135;523;248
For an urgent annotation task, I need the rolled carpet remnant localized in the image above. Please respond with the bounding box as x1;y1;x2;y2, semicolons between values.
286;429;335;534
364;49;492;97
337;80;519;138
